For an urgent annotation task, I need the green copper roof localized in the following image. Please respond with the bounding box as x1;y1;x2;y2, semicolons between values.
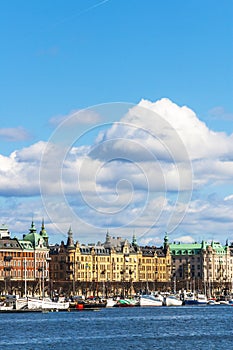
18;240;34;250
40;218;48;238
169;242;202;255
23;221;47;248
169;240;228;255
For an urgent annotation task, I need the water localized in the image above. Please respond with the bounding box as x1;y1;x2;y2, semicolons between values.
0;306;232;350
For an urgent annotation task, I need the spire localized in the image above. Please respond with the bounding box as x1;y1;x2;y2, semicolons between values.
29;220;37;234
106;230;111;243
164;232;169;253
66;226;75;248
40;218;47;236
42;218;45;230
40;218;49;247
132;233;138;246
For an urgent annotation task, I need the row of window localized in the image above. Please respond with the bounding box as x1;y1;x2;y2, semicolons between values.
0;270;48;278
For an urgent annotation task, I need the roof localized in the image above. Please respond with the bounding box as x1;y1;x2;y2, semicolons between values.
23;221;47;249
0;238;21;249
18;240;34;250
170;241;228;256
169;242;202;255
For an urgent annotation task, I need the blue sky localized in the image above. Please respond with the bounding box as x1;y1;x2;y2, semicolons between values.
0;0;233;245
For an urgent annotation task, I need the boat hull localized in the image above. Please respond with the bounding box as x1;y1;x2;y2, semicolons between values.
28;298;69;310
165;296;183;306
140;295;163;307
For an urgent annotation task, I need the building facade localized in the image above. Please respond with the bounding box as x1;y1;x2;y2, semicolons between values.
169;240;233;296
0;221;50;297
1;221;233;298
49;230;172;296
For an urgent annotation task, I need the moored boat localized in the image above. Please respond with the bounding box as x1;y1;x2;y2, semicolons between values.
70;297;107;310
106;298;117;307
165;294;183;306
114;298;139;307
28;297;69;310
184;292;197;305
140;294;163;307
15;298;28;310
0;304;14;311
184;292;207;305
196;294;207;305
207;299;220;305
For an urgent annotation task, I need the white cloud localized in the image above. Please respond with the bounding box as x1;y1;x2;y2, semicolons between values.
208;106;233;121
49;109;102;126
0;141;46;196
224;194;233;201
1;98;233;244
172;235;196;244
0;127;31;142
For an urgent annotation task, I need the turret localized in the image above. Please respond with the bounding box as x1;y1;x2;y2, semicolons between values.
39;218;49;247
164;233;169;254
132;233;138;251
66;226;75;248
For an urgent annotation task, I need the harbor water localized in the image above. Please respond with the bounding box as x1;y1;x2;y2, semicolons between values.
0;305;232;349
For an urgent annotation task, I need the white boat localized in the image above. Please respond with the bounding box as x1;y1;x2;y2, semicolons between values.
196;294;207;305
165;294;183;306
0;304;14;311
219;300;230;305
28;297;69;310
106;298;117;307
207;299;220;305
184;292;196;305
184;292;207;305
15;298;28;310
140;294;163;307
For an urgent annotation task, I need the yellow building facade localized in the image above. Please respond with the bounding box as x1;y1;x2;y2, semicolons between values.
49;229;171;296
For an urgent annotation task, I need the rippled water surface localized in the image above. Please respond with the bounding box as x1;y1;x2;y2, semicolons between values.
0;306;232;349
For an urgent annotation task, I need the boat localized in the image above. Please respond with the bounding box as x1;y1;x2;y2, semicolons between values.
114;298;140;307
165;294;183;306
0;296;15;311
184;292;207;305
70;297;107;310
219;300;230;305
207;299;220;305
0;303;14;311
140;294;163;307
15;298;28;310
27;297;69;310
196;294;207;305
106;298;117;307
184;292;197;305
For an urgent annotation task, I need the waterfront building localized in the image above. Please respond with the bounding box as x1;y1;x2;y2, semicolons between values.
169;239;233;296
49;229;171;296
169;241;203;292
0;221;49;297
1;220;233;298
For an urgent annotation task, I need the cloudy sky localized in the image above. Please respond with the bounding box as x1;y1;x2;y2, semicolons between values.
0;1;233;246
